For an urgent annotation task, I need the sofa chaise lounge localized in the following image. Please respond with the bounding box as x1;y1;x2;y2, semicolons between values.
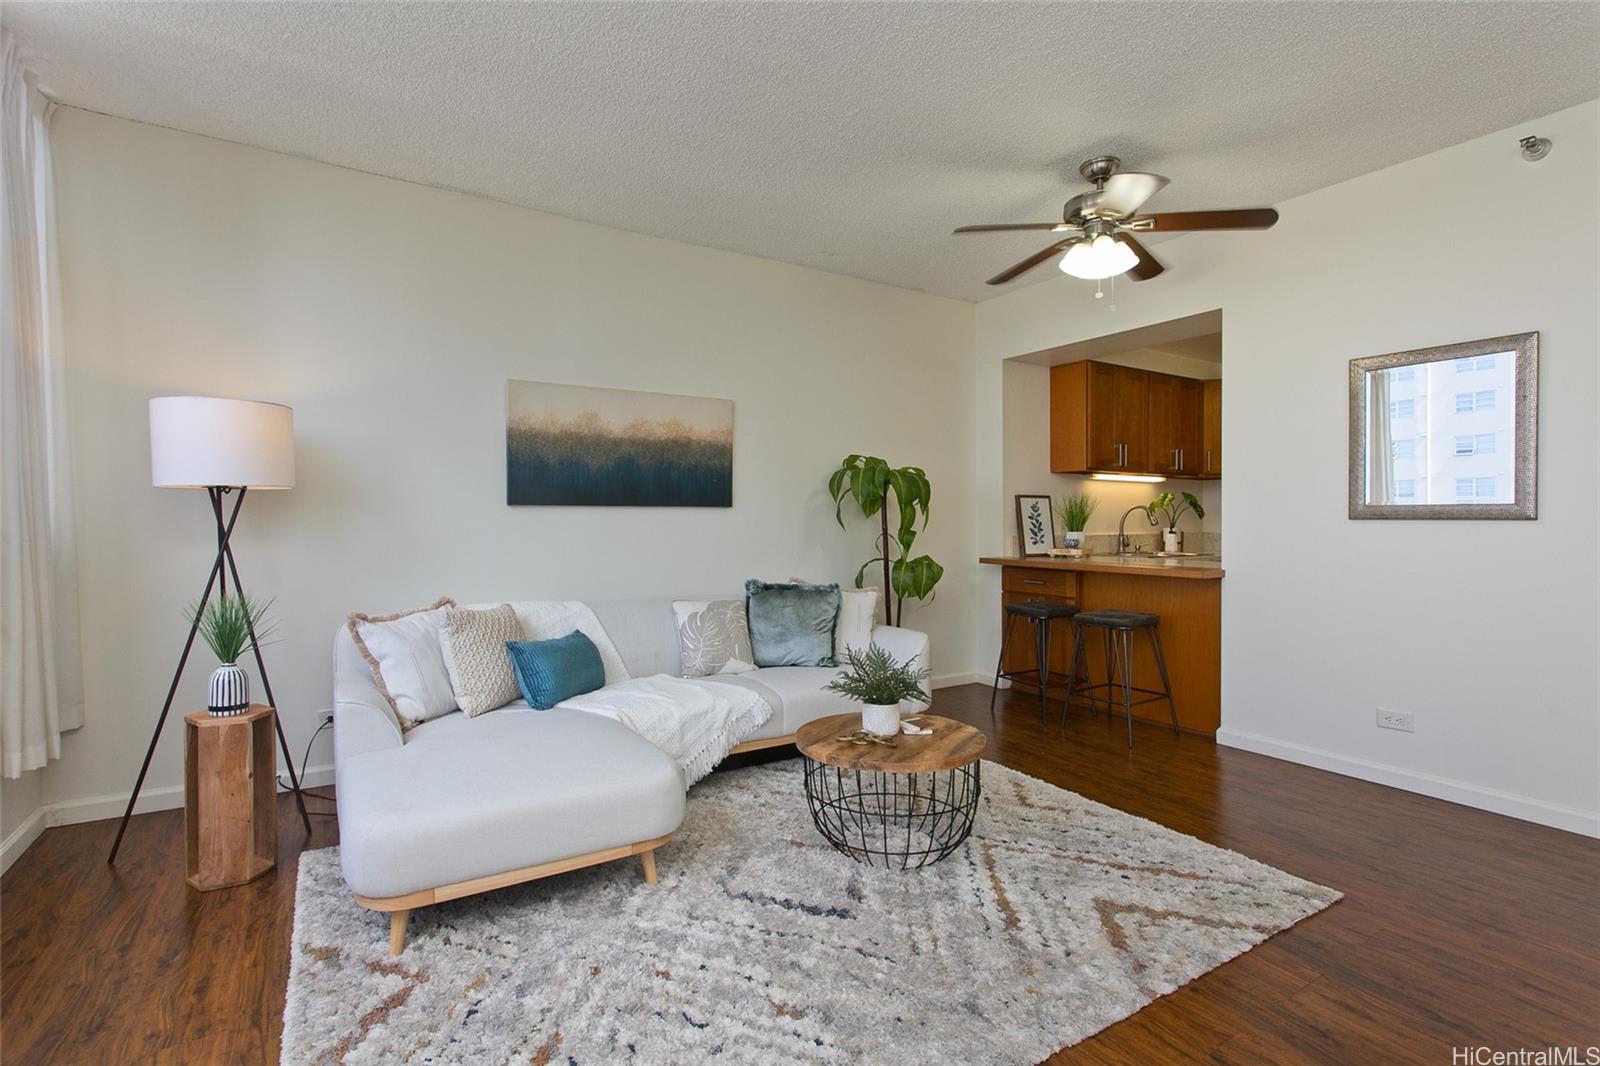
334;596;929;952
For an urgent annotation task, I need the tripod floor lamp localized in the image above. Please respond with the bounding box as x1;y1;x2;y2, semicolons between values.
108;396;311;864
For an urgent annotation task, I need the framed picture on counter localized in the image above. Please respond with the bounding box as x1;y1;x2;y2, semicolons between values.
1015;494;1055;556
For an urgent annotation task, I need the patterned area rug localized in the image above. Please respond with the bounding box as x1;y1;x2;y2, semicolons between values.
283;759;1338;1064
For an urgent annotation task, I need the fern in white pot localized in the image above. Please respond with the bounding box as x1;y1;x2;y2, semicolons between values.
823;645;932;736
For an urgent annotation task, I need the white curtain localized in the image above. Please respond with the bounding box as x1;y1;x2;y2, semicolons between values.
1367;369;1395;506
1;29;83;779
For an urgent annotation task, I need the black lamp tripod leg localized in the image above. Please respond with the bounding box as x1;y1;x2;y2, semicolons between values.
211;490;312;834
107;488;245;864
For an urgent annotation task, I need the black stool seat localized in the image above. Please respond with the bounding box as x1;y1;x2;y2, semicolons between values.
1073;608;1160;629
1004;601;1081;621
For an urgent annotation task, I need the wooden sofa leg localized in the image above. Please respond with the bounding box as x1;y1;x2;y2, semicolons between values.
640;848;659;886
388;910;410;956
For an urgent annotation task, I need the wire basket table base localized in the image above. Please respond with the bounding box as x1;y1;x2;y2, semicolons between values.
801;758;981;869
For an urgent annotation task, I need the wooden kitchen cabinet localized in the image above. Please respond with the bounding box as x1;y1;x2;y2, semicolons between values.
1052;359;1215;478
1051;361;1149;474
1201;378;1222;478
1177;378;1205;477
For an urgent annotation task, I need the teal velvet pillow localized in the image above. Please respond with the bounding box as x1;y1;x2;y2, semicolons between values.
505;630;605;710
744;579;841;667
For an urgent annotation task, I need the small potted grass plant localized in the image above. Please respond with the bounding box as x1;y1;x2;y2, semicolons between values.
823;644;932;736
1150;490;1205;553
186;595;275;716
1055;492;1096;551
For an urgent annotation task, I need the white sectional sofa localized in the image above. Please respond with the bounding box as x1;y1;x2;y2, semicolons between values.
333;596;929;953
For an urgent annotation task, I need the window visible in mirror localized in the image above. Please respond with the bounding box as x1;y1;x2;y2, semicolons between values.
1364;353;1518;506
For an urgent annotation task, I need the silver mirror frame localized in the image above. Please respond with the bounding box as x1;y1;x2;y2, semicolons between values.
1349;331;1538;520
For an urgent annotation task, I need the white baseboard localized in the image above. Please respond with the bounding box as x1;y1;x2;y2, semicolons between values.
24;764;336;834
1;808;47;875
1216;728;1600;838
933;671;990;689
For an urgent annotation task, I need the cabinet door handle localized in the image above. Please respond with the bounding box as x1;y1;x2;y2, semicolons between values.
1173;448;1181;470
1204;449;1212;472
1022;578;1044;586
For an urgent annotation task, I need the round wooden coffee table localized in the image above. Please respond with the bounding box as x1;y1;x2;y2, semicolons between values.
794;712;987;869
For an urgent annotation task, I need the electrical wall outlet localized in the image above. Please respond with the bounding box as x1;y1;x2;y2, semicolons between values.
319;708;335;724
1376;707;1414;733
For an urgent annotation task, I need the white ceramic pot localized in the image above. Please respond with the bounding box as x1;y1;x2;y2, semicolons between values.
208;662;250;716
860;702;902;737
1163;530;1181;553
1063;530;1084;550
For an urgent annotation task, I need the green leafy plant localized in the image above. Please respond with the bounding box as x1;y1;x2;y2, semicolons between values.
186;595;275;665
1149;490;1205;532
1055;492;1097;533
827;455;943;626
823;644;932;706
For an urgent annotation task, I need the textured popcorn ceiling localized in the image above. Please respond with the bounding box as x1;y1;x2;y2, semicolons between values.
5;2;1597;301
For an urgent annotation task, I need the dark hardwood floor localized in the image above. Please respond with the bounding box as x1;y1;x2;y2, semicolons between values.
4;683;1597;1063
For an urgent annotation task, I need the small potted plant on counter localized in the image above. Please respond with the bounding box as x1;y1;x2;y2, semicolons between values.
1150;491;1205;553
186;595;275;716
823;644;932;736
1055;492;1096;551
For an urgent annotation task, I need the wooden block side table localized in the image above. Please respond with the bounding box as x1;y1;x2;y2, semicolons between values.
184;704;277;891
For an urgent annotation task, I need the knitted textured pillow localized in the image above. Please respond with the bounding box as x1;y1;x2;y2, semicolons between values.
440;604;525;717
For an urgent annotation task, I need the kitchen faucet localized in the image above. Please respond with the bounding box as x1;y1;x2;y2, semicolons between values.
1117;505;1158;554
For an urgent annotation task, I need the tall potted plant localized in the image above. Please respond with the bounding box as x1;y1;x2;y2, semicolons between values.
823;644;932;736
1149;491;1205;553
1055;492;1096;550
186;595;274;716
827;455;943;626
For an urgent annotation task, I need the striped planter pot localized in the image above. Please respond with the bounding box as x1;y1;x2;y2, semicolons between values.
207;663;250;716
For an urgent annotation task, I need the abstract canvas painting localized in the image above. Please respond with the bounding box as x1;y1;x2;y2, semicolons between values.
506;380;733;506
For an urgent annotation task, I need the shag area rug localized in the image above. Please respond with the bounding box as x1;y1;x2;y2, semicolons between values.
283;759;1338;1065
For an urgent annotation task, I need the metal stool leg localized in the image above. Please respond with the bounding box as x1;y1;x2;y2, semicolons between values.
1061;623;1085;730
1118;628;1135;748
1097;628;1116;720
1035;617;1053;720
990;611;1017;717
1148;624;1179;735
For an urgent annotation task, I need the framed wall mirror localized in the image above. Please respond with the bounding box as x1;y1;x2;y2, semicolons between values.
1349;332;1538;520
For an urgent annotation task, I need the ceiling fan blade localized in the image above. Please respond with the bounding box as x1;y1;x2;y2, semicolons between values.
1124;208;1279;232
986;240;1071;285
1115;234;1165;281
1094;172;1169;217
954;222;1076;234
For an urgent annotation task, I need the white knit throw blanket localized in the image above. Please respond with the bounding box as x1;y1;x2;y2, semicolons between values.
557;675;773;787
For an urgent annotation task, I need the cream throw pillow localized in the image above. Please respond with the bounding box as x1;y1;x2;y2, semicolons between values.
346;597;458;729
835;587;879;659
441;604;525;717
673;599;756;678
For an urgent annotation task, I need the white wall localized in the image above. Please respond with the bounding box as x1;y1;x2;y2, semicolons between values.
37;108;979;824
978;100;1600;835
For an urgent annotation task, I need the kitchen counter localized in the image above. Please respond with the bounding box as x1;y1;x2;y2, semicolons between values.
982;553;1222;734
978;554;1224;580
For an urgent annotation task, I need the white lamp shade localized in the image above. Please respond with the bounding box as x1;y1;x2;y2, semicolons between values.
149;396;295;489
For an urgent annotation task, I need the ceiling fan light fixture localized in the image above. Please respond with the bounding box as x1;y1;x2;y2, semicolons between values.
1059;234;1139;280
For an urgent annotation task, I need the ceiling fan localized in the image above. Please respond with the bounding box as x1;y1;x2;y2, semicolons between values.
954;156;1279;285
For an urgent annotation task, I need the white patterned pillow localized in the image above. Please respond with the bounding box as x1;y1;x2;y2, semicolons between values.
440;604;526;717
672;600;756;678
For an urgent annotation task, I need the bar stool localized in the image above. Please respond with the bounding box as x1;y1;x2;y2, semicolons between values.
991;601;1081;721
1062;609;1178;747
